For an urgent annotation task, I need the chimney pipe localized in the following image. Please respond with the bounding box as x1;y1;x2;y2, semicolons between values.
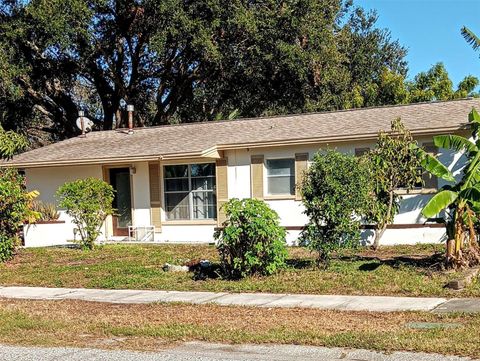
127;104;134;134
78;110;86;138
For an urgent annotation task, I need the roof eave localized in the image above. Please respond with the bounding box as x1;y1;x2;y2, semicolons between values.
216;125;470;151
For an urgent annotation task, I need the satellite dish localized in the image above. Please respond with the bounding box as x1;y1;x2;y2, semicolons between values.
76;116;94;133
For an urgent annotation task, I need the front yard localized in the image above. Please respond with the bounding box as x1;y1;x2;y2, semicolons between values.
1;244;479;297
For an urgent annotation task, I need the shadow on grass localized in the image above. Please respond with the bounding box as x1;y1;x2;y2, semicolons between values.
285;258;314;269
338;252;445;271
190;262;222;281
189;251;446;281
358;262;381;271
189;258;315;281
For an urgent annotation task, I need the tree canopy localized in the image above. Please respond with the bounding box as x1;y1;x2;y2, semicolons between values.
0;0;409;143
0;1;478;146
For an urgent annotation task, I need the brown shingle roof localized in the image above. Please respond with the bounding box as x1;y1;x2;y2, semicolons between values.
4;98;479;168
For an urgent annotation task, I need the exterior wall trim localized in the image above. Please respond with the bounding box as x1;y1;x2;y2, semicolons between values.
26;220;65;225
214;224;445;232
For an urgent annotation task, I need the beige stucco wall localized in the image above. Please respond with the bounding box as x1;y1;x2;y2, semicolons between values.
26;165;103;204
25;165;104;244
24;163;153;245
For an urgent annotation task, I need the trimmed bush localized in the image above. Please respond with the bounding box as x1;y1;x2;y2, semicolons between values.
57;178;115;250
215;198;287;278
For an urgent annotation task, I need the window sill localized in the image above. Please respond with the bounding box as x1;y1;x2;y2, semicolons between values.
264;195;296;200
395;188;437;195
163;219;217;226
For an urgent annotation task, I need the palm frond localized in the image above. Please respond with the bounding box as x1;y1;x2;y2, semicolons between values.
462;26;480;51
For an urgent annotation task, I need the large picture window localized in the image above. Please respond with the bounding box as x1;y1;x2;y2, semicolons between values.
266;158;295;195
164;163;217;220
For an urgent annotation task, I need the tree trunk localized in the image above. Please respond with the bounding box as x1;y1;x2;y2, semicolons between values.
454;208;464;265
446;237;455;266
373;190;394;250
115;108;122;129
102;108;114;131
444;217;456;268
373;224;386;250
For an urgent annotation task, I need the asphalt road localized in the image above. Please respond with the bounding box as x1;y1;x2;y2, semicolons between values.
0;342;476;361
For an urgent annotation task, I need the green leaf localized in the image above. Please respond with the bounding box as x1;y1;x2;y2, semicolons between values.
462;27;480;51
422;190;458;218
433;134;477;154
469;107;480;134
417;150;455;182
469;107;480;123
460;186;480;204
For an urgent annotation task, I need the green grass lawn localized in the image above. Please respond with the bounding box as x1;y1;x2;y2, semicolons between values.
0;243;479;297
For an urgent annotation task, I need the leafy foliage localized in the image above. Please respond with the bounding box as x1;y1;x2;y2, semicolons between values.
406;63;478;102
0;0;408;141
300;150;372;267
421;108;480;268
0;234;15;262
31;201;60;221
0;168;39;261
0;126;27;160
215;198;287;278
56;178;115;250
366;118;423;249
462;26;480;52
0;127;37;261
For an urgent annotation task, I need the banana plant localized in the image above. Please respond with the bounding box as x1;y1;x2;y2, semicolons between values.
419;108;480;268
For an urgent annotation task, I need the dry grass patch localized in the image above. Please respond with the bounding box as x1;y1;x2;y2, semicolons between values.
0;299;479;357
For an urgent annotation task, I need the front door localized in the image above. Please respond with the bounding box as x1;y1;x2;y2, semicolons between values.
109;168;133;236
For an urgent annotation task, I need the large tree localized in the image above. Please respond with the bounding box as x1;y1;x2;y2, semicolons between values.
407;63;478;102
0;0;408;143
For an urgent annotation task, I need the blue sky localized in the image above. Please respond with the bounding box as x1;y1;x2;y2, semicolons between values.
355;0;480;87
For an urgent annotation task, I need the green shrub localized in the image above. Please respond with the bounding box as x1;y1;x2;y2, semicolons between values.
0;168;39;261
57;178;115;250
214;198;287;278
301;149;373;267
0;234;16;262
0;126;27;160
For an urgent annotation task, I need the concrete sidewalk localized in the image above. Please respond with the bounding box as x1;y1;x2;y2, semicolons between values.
0;286;478;313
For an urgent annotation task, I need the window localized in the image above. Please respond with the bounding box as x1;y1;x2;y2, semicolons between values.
266;158;295;195
420;143;438;189
355;147;370;157
164;163;217;220
398;142;438;191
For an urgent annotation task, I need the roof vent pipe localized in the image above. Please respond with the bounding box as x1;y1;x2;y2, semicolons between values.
127;104;134;134
78;110;86;138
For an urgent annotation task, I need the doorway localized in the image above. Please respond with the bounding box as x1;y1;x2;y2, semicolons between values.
109;168;133;236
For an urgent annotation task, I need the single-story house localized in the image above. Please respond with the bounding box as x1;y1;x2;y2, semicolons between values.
3;98;478;247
